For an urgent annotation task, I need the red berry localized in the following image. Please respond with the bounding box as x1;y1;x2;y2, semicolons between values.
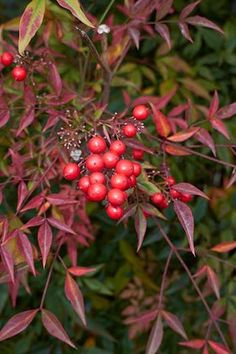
77;176;90;192
63;163;80;181
86;154;104;172
128;175;137;188
133;105;149;121
143;211;151;218
132;149;144;160
88;135;106;153
132;162;142;177
122;123;137;137
111;173;128;190
1;52;13;66
89;172;106;185
179;193;193;203
110;140;126;155
87;183;107;202
159;198;169;209
151;193;165;205
170;189;181;199
116;159;134;177
12;66;27;81
165;176;176;186
106;204;124;220
103;151;119;169
107;189;127;206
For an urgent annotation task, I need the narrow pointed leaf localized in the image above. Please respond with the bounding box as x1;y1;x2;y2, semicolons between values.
161;311;187;339
206;266;220;299
180;1;201;19
0;245;15;283
155;23;171;49
128;27;140;49
56;0;94;27
20;195;44;212
208;341;230;354
211;241;236;253
135;208;147;252
0;95;10;128
186;16;224;34
174;200;195;256
151;104;171;138
167;127;199;142
173;183;209;199
216;102;236;119
21;216;44;229
179;339;205;349
164;144;191;156
211;118;230;139
47;217;76;235
41;309;76;348
145;315;163;354
16;108;35;137
209;91;219;118
38;221;53;268
68;266;96;277
17;181;28;212
49;63;62;96
156;0;173;20
19;0;46;55
0;309;38;341
195;128;216;156
179;22;193;42
17;231;36;276
65;273;86;326
46;194;78;206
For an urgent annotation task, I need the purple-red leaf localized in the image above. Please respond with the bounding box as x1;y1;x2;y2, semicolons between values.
0;309;38;341
179;339;205;349
161;311;187;339
195;128;216;156
210;118;230;139
180;1;201;19
49;63;62;96
208;341;230;354
17;181;28;212
216;102;236;119
151;104;172;138
167;127;199;142
20;195;44;212
47;217;76;235
16;107;35;137
156;0;173;20
135;208;147;252
173;200;195;256
164;144;191;156
46;194;78;206
41;309;76;348
209;91;219;118
38;221;53;268
145;315;163;354
0;95;10;128
0;245;15;283
211;241;236;253
179;22;193;42
155;23;171;49
17;231;36;276
68;266;96;277
186;16;224;35
65;273;86;326
128;27;140;49
206;266;220;299
21;216;44;229
173;183;209;199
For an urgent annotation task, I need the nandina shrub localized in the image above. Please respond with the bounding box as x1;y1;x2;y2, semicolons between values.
0;1;235;353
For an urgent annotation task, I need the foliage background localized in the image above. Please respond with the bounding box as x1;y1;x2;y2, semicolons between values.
0;0;236;353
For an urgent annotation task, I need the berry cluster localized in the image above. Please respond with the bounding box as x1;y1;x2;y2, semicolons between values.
0;52;27;81
62;105;149;220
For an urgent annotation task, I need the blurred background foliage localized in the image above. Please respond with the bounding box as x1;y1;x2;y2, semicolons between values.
0;0;236;353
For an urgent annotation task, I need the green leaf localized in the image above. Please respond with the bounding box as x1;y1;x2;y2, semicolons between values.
18;0;46;55
56;0;94;27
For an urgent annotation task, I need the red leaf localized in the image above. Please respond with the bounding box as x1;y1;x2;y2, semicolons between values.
47;217;76;235
151;104;172;138
68;266;96;277
226;170;236;189
47;90;77;106
173;200;195;256
46;194;78;206
179;339;205;349
179;22;193;42
16;108;35;137
0;95;10;128
124;139;154;154
155;23;171;49
21;216;44;229
135;208;147;252
195;128;216;156
156;0;173;20
167;127;199;142
0;245;15;283
155;88;177;110
38;221;53;268
49;63;62;96
203;346;209;354
206;266;220;299
146;315;163;354
164;144;191;156
210;118;230;139
180;1;201;19
186;16;224;35
173;183;209;199
209;91;219;118
17;181;28;212
161;311;187;339
216;102;236;119
208;341;230;354
41;309;76;348
65;273;86;326
43;110;60;132
20;195;44;212
24;86;36;106
128;27;140;49
17;231;36;276
168;103;189;117
0;309;38;341
211;241;236;253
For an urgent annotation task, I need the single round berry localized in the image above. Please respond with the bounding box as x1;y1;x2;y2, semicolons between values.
159;198;169;209
110;140;126;155
63;163;80;181
87;183;107;202
89;172;106;185
77;176;90;192
122;123;137;138
86;154;104;172
165;176;176;186
88;135;106;153
132;162;142;177
103;151;119;169
179;193;193;203
12;66;27;81
107;188;127;206
1;52;14;66
106;204;124;220
170;189;181;199
116;159;134;177
110;173;128;190
151;193;165;205
128;175;137;188
132;149;144;160
133;105;149;121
